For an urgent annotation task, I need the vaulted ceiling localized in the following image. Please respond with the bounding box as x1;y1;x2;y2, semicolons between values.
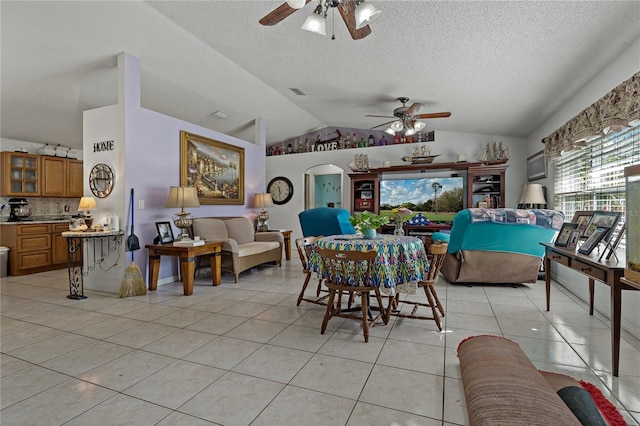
2;1;639;150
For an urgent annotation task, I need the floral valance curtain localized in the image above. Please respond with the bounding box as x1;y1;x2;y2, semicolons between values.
543;71;640;161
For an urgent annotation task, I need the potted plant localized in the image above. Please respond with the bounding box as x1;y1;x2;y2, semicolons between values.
349;211;390;239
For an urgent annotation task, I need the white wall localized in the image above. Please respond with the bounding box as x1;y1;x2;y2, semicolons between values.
266;131;528;243
527;38;640;340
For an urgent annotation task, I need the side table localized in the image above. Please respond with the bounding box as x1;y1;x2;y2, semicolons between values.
146;242;223;296
267;229;292;260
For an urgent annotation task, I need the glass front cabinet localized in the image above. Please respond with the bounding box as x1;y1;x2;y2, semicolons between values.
1;152;40;196
625;164;640;285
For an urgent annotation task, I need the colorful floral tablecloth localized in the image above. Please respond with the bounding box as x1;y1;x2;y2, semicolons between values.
309;234;429;295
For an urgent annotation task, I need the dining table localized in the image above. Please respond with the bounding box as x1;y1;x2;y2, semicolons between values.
308;234;429;295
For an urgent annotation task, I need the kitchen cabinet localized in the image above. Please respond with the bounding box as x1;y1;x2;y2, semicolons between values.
1;152;40;196
0;222;70;276
41;156;83;197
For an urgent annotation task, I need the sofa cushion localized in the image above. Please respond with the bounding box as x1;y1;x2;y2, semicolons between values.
237;241;281;257
225;217;255;245
193;218;228;241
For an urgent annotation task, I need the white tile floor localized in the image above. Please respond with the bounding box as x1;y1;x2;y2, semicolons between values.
1;258;639;425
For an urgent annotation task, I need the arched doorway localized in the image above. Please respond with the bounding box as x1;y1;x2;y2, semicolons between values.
304;164;344;210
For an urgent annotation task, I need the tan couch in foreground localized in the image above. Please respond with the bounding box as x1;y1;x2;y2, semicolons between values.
193;217;283;282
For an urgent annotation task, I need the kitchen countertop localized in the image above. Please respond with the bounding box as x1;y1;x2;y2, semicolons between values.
0;216;73;225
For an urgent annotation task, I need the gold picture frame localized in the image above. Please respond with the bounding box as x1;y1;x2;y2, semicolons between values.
180;131;245;205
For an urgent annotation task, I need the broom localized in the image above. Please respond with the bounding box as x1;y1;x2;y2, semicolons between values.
119;188;147;298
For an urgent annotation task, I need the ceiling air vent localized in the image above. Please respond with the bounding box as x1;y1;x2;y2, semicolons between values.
212;111;230;119
289;88;308;96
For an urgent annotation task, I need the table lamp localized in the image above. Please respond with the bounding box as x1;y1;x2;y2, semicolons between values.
517;184;546;209
254;193;273;232
165;186;200;240
77;196;97;229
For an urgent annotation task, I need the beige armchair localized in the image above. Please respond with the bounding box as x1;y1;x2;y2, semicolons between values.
192;217;283;282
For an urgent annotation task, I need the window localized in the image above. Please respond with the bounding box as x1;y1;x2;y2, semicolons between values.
554;123;640;249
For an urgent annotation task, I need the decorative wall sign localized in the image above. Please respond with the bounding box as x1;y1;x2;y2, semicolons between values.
180;131;245;205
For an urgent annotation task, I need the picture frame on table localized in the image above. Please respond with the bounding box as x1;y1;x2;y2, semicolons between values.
155;221;174;244
527;150;547;181
567;230;581;250
583;211;621;242
578;226;609;255
555;222;578;247
605;222;626;261
571;210;594;237
180;131;245;205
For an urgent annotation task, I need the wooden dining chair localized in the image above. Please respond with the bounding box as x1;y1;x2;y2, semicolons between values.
295;236;328;306
393;242;448;331
316;247;388;342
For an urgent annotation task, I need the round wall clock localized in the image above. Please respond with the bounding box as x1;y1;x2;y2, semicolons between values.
89;163;114;198
267;176;293;205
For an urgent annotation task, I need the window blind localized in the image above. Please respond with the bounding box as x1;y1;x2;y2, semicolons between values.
554;123;640;249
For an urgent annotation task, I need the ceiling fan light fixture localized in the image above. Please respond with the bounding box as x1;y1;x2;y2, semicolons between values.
301;4;326;35
384;127;395;135
355;1;381;30
405;127;416;136
414;120;427;131
286;0;307;9
390;120;404;132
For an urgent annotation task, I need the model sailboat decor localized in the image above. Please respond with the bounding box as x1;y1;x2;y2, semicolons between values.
478;141;509;165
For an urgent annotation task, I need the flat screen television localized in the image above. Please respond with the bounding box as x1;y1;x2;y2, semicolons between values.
380;176;465;223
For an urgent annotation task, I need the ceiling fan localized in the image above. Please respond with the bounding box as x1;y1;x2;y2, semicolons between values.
366;97;452;135
259;0;378;40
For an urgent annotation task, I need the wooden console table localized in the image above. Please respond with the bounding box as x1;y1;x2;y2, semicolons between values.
146;242;223;296
541;242;638;376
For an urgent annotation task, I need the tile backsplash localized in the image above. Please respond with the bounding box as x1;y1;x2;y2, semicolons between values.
0;196;80;221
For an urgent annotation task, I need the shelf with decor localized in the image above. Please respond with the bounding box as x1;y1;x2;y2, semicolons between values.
467;165;507;208
349;172;379;214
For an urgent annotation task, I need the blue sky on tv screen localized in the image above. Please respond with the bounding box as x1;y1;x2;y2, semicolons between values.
380;177;463;207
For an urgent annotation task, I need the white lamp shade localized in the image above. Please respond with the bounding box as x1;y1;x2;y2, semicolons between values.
165;186;200;209
390;121;404;132
384;127;395;135
287;0;306;9
301;12;326;35
414;120;427;131
405;127;416;136
77;197;97;212
254;193;274;209
517;184;546;205
355;2;381;29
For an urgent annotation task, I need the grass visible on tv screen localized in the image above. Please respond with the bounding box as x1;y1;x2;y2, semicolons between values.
380;210;457;223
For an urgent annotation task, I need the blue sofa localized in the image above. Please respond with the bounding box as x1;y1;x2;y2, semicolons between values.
298;207;356;237
441;208;564;284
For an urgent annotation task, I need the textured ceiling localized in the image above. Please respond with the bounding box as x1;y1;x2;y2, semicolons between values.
2;1;639;150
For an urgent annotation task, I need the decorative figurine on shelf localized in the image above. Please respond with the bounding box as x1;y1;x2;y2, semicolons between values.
368;134;376;146
273;145;281;155
379;135;388;145
267;146;274;156
393;134;401;144
286;143;293;154
352;133;358;148
357;136;366;148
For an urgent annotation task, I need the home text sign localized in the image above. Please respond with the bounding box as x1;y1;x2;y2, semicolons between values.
93;140;115;152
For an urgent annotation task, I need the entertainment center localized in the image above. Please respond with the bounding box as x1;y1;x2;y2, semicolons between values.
349;161;507;243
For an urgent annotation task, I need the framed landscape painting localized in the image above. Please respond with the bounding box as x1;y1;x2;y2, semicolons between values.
180;131;245;205
527;150;547;181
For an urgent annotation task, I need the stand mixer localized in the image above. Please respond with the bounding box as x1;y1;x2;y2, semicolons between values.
8;198;32;221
